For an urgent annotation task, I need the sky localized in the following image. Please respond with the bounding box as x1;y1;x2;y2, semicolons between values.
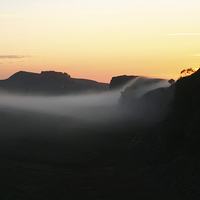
0;0;200;83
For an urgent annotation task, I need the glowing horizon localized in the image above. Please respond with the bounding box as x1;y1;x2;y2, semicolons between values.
1;0;200;83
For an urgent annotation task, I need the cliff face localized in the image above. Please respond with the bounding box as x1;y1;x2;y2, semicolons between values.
175;68;200;113
109;75;137;90
0;71;109;95
163;69;200;145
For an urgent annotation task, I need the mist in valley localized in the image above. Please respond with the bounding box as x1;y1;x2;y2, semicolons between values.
0;76;173;177
0;76;172;124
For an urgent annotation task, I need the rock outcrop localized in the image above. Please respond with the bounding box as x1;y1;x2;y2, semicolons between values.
109;75;137;90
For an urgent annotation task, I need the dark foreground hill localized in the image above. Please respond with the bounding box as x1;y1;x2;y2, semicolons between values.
0;71;109;95
164;68;200;145
0;106;189;200
145;69;200;198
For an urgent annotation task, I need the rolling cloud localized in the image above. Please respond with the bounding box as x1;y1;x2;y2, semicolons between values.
0;55;31;59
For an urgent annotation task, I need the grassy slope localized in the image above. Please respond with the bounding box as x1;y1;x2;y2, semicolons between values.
0;107;192;200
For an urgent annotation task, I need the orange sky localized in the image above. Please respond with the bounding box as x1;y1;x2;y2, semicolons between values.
1;0;200;83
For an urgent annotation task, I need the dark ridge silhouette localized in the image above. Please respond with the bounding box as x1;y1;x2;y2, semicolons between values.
161;68;200;145
41;70;71;79
164;69;200;136
109;75;137;90
140;69;200;198
0;71;109;95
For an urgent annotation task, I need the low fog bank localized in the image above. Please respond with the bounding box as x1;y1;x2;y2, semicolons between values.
119;77;170;104
118;77;174;121
0;76;174;123
126;86;175;121
0;91;123;122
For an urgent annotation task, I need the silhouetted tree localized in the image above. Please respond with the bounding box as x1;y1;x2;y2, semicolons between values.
168;79;175;85
179;68;199;78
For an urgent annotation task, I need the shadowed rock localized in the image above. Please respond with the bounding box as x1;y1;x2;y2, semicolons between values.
109;75;137;90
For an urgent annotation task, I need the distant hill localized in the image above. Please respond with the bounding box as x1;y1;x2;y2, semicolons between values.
0;71;109;95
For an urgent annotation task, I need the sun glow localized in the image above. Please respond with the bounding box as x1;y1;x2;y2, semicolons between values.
1;0;200;82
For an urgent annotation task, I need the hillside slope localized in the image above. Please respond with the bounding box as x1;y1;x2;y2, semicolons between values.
144;69;200;198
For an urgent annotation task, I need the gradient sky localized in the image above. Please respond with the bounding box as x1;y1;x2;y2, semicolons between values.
1;0;200;82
